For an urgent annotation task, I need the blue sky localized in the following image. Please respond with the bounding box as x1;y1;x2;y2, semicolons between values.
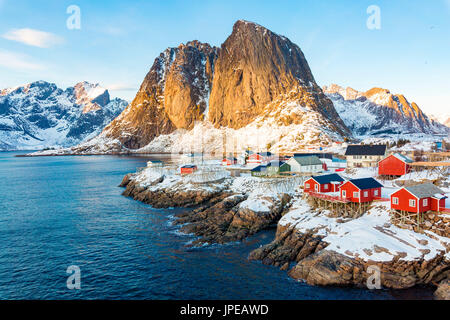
0;0;449;115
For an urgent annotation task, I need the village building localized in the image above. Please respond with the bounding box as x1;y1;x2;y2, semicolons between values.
378;153;413;177
251;165;268;177
147;160;164;167
304;173;345;193
247;152;275;165
266;161;290;176
286;155;323;173
390;183;447;214
339;177;383;203
222;157;237;166
180;165;197;174
345;145;387;168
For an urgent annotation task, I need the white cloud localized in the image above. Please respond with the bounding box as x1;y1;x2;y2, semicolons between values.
2;28;63;48
0;50;44;70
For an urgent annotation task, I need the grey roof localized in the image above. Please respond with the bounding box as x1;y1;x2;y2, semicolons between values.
290;155;322;166
345;145;387;156
267;160;286;167
392;153;413;163
404;183;445;199
251;165;268;172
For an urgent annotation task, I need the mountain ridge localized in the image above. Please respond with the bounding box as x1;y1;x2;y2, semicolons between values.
0;80;128;150
71;20;350;154
323;84;449;137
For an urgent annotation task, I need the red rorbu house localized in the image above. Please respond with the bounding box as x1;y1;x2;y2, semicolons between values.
180;165;197;174
304;173;345;193
222;157;237;166
390;183;447;213
339;178;383;203
247;152;275;165
378;153;413;177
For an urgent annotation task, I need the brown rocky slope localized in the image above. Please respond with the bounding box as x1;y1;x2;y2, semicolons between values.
71;20;350;154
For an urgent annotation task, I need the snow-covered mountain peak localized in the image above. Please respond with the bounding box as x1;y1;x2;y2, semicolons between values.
0;81;128;150
323;84;449;137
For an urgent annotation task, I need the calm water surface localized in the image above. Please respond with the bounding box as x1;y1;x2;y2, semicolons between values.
0;151;433;299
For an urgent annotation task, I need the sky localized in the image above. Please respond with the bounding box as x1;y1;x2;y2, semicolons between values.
0;0;449;116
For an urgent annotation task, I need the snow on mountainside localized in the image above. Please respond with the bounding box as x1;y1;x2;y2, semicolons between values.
0;81;128;150
323;84;449;138
428;112;450;128
44;20;350;155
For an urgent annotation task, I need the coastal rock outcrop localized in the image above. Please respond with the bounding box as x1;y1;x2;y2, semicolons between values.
434;279;450;300
249;198;450;297
119;169;294;244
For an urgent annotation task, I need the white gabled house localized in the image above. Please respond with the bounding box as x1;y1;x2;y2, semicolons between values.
286;155;323;173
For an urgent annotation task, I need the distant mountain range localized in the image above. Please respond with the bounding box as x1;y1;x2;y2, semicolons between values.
7;20;448;155
0;81;128;150
322;84;449;138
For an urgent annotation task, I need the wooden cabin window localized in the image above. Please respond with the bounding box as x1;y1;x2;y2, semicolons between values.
423;199;428;206
353;192;359;198
342;190;347;197
392;197;399;205
409;199;416;207
305;183;310;189
364;191;368;197
324;184;328;190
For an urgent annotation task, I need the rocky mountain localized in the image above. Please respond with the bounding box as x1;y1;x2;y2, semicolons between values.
323;84;449;137
0;81;128;150
70;20;350;154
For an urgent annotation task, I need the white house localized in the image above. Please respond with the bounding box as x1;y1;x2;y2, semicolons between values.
286;155;323;173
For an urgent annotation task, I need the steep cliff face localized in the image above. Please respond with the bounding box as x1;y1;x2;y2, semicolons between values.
83;20;349;153
100;41;219;149
208;20;347;134
323;84;449;136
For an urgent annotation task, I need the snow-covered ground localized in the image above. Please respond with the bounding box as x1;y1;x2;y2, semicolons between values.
280;199;449;262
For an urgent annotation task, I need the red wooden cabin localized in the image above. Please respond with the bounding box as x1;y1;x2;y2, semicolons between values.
378;153;412;176
304;173;344;193
390;183;447;213
180;165;197;174
339;178;383;203
222;157;237;166
247;152;274;165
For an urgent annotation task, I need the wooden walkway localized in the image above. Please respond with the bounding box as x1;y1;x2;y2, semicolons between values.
306;191;350;203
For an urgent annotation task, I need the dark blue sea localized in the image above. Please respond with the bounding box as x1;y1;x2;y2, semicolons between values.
0;151;433;299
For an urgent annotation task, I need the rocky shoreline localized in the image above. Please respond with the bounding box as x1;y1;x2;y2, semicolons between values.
249;223;450;298
119;171;292;245
119;170;449;300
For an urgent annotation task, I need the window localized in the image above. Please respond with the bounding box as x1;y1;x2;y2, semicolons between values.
364;191;368;197
324;184;329;190
423;198;428;206
342;190;347;198
305;183;310;189
353;192;359;198
409;199;416;207
315;184;319;191
373;189;379;196
392;197;399;205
